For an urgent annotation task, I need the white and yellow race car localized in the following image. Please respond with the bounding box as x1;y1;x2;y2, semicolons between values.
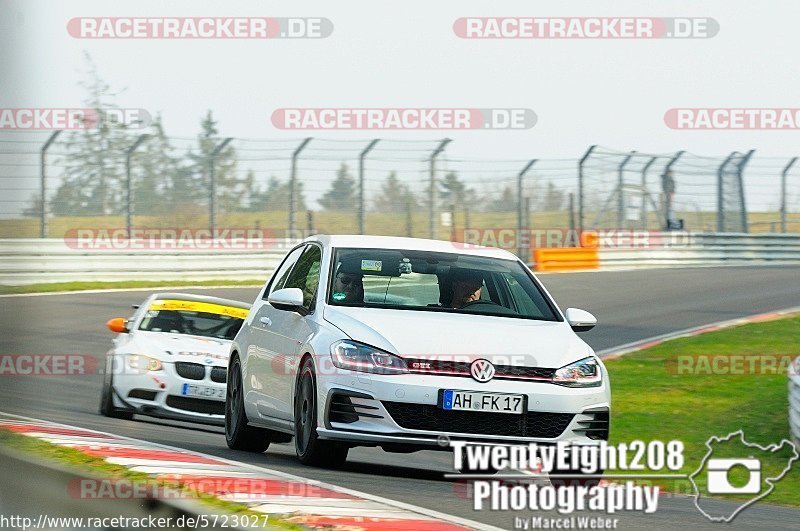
100;292;250;426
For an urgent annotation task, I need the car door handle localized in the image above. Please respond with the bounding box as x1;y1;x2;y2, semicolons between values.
259;317;272;326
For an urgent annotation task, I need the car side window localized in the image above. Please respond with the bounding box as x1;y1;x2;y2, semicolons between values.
504;273;548;318
265;245;306;298
283;245;322;311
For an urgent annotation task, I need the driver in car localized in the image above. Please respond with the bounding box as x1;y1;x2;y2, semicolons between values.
333;268;365;303
448;269;484;308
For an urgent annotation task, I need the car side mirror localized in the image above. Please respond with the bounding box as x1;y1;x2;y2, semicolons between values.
268;287;306;313
565;308;597;332
106;317;128;333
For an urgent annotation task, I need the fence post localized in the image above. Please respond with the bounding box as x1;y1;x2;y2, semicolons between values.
289;138;312;237
640;157;657;228
617;151;636;228
208;137;233;233
358;139;380;235
429;138;452;240
568;192;576;231
517;159;537;258
577;145;597;231
125;135;149;235
782;157;798;233
737;150;755;233
717;152;737;232
39;130;62;238
306;210;314;234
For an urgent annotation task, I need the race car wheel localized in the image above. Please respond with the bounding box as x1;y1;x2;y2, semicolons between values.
99;355;134;420
294;356;349;468
225;355;272;453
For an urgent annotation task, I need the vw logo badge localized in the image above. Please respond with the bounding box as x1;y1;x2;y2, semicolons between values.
470;359;495;383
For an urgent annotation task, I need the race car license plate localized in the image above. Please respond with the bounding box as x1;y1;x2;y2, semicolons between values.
441;390;525;414
181;383;225;401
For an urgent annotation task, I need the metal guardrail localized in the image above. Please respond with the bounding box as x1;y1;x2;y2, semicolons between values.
1;233;799;285
791;356;800;448
0;239;301;285
598;232;800;270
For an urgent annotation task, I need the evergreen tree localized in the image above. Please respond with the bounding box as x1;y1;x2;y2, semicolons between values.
247;175;307;212
374;171;417;212
319;163;356;210
486;185;516;212
131;115;182;215
540;181;565;211
186;111;242;213
432;171;476;210
52;54;132;216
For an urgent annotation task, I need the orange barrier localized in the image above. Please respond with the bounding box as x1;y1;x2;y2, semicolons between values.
532;247;599;272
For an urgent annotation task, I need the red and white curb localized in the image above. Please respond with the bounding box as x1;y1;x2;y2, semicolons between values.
597;306;800;360
0;413;501;531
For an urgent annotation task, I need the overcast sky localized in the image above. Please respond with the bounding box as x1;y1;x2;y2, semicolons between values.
2;0;799;214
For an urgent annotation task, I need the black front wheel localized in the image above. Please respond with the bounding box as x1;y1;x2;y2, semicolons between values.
99;355;134;420
294;357;349;467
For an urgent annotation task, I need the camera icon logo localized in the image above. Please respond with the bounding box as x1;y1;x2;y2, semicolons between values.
706;457;761;494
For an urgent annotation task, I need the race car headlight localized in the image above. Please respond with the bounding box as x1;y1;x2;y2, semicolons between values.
330;340;409;374
552;356;601;387
126;354;162;372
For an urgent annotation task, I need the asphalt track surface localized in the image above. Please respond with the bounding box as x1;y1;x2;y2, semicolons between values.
1;265;799;529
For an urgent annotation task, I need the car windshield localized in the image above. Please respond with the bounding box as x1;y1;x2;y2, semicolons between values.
328;248;560;321
138;299;247;339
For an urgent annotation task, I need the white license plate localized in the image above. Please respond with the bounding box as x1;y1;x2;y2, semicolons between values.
441;390;525;414
181;383;225;401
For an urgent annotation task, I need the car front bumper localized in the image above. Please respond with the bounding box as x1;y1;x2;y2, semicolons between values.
316;369;610;448
111;358;227;426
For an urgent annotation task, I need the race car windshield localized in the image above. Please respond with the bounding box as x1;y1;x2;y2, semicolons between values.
328;248;560;321
139;308;244;340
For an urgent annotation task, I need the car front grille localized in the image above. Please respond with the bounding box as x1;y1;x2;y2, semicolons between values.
175;362;206;380
328;392;383;424
403;358;556;381
382;401;573;438
209;366;227;383
573;408;609;440
165;395;225;415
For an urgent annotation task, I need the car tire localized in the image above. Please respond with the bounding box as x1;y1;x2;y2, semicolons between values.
294;356;349;468
225;356;272;453
99;355;134;421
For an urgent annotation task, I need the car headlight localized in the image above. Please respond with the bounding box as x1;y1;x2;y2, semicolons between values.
330;340;409;374
552;356;601;387
126;354;162;372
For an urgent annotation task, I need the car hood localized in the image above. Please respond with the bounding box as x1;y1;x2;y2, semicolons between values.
124;331;231;366
322;305;591;369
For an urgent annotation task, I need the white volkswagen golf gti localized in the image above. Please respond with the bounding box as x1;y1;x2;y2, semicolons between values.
226;235;609;469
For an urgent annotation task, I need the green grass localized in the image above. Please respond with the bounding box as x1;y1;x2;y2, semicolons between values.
0;428;302;529
0;279;263;295
607;316;800;506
